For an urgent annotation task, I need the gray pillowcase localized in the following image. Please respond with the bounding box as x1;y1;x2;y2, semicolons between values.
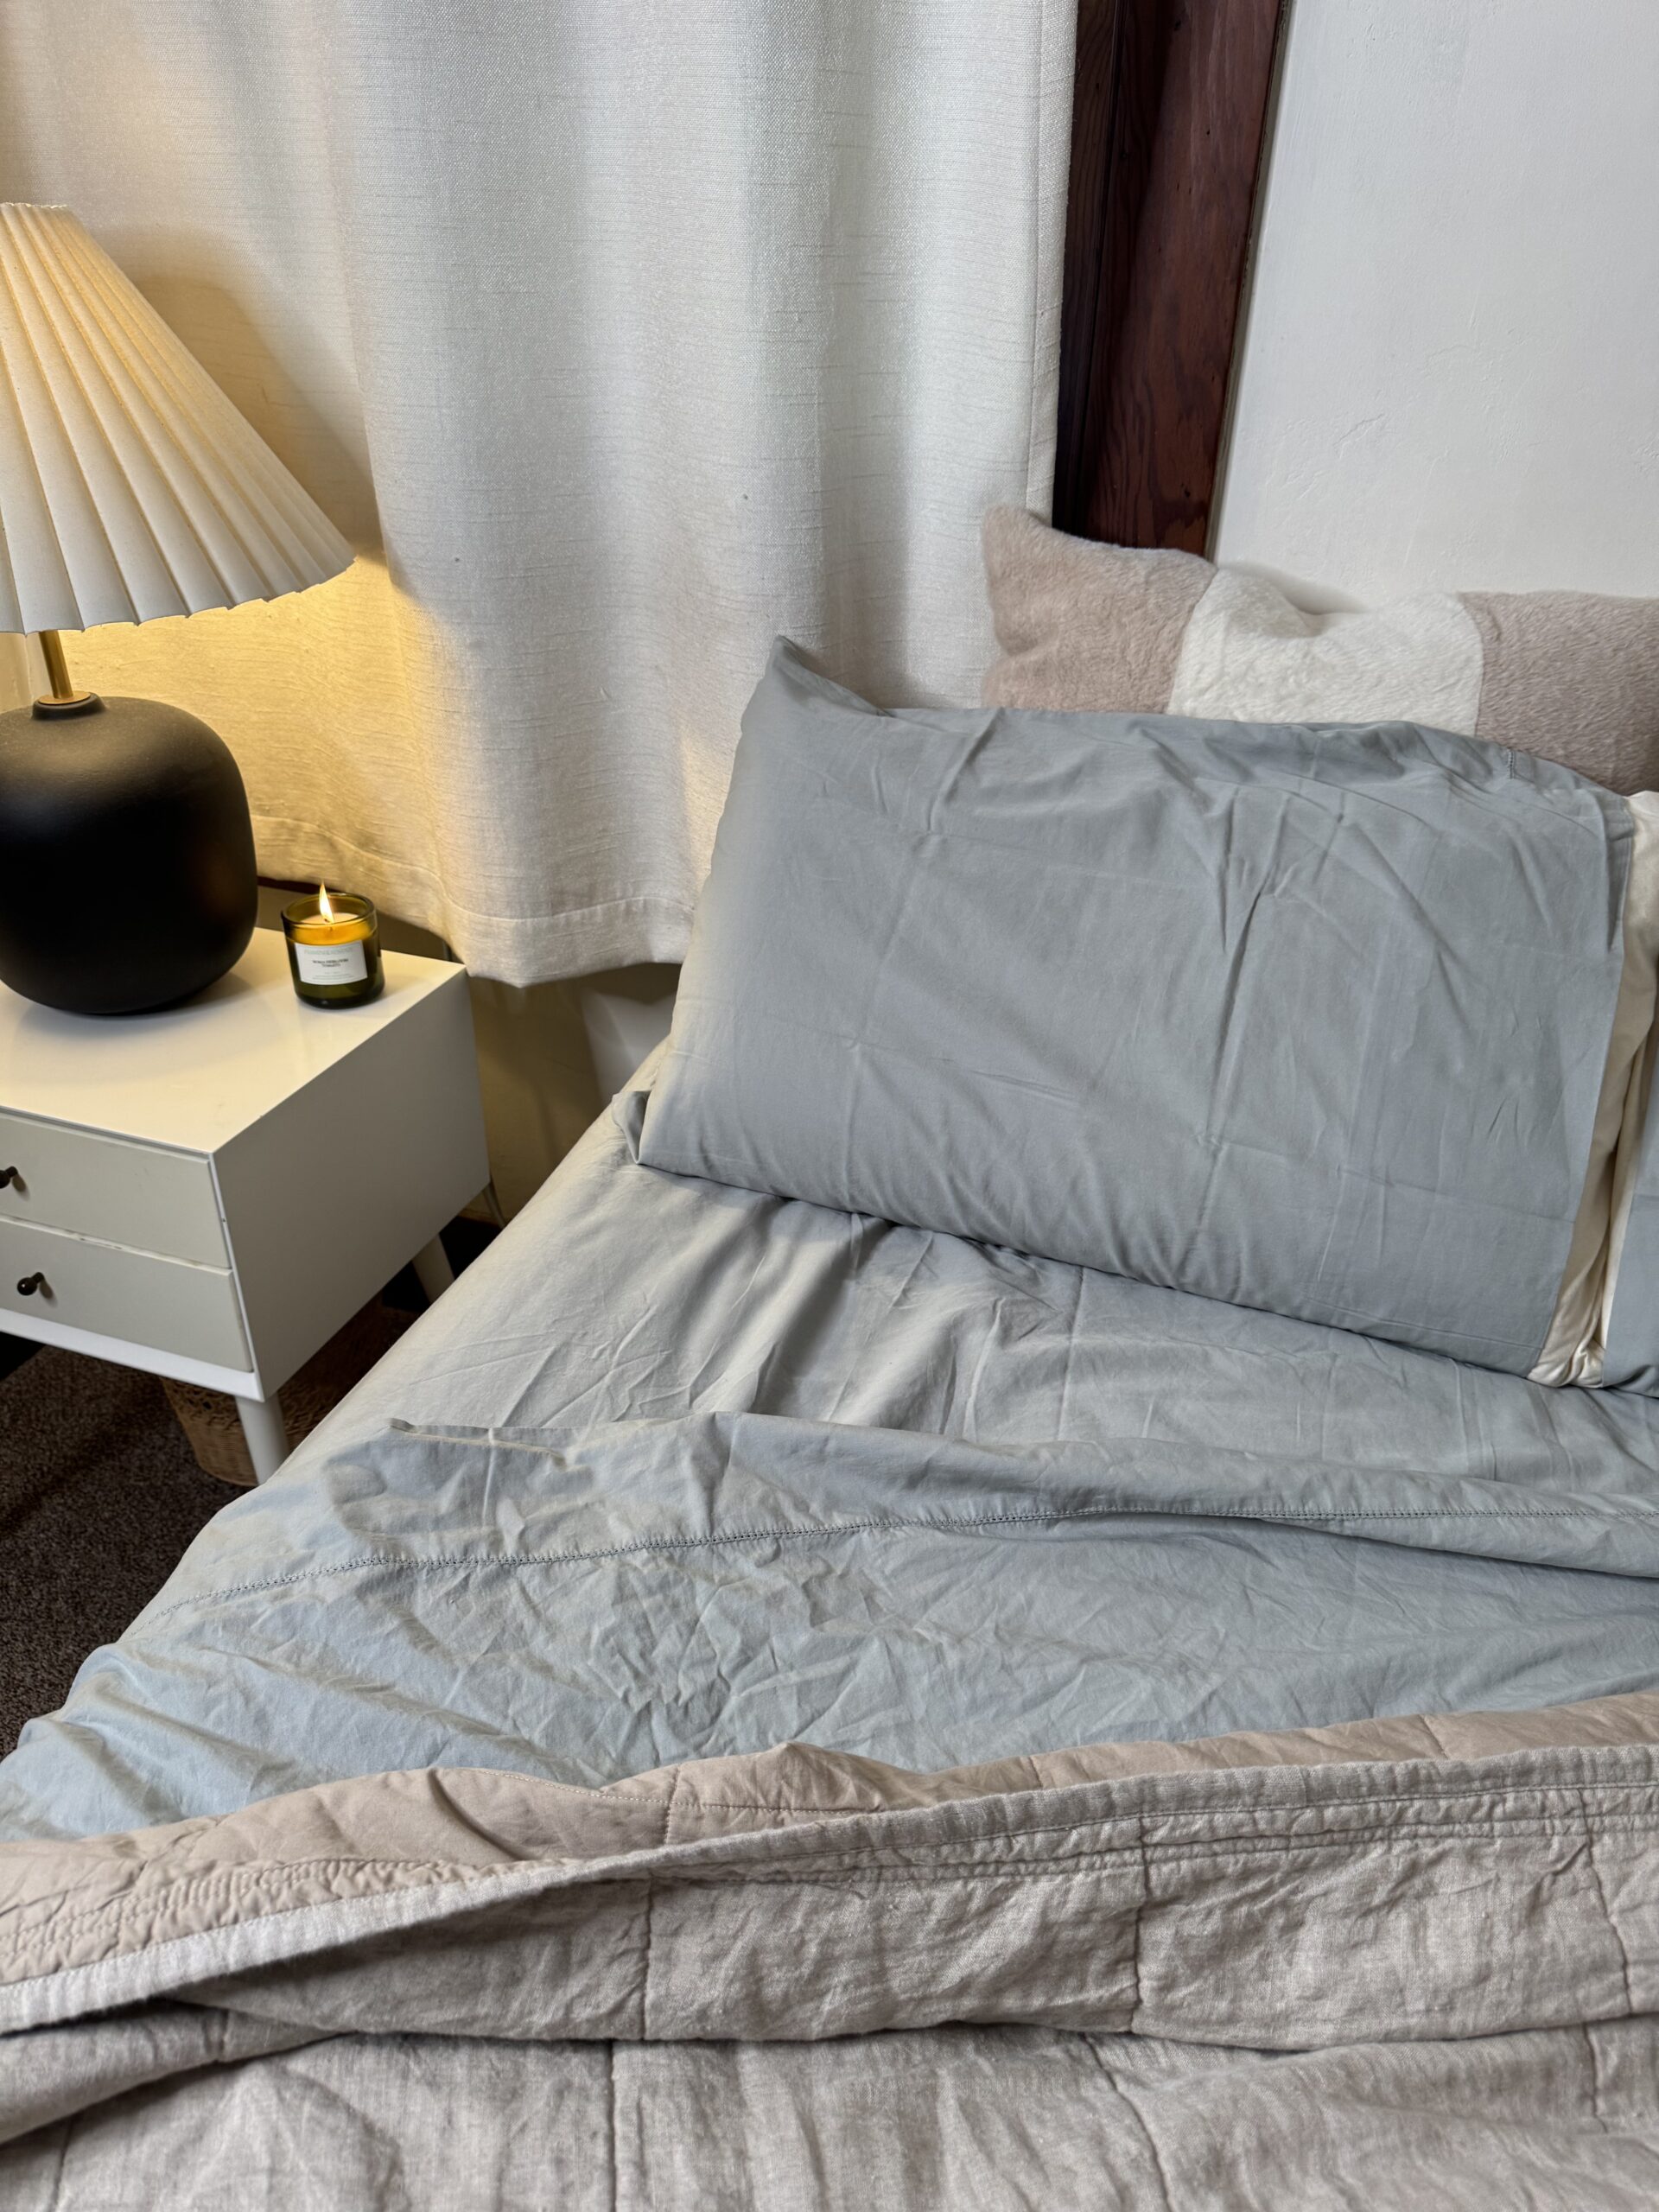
640;641;1654;1383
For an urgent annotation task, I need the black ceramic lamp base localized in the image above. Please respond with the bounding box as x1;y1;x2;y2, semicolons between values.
0;692;258;1016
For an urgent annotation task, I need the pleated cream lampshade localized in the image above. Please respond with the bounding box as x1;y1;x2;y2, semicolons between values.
0;202;352;633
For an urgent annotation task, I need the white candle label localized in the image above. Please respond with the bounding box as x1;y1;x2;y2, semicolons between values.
296;940;368;985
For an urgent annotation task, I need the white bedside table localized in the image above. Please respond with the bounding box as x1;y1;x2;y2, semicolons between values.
0;929;488;1481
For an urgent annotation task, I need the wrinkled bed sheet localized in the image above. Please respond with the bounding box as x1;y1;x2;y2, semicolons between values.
3;1063;1659;1843
7;1065;1659;2208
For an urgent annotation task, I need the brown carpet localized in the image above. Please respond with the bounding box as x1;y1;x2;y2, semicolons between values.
0;1224;494;1759
0;1345;234;1753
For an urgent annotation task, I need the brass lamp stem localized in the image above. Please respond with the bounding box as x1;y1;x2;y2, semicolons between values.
32;630;95;714
38;629;75;700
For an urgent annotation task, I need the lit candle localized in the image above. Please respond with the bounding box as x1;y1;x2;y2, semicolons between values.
282;884;384;1007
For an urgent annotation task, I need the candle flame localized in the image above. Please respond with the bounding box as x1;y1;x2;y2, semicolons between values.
317;883;335;923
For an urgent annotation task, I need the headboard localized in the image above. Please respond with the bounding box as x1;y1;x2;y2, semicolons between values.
1054;0;1286;555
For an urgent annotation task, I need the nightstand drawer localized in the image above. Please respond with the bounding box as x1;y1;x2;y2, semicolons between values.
0;1223;250;1368
0;1112;227;1267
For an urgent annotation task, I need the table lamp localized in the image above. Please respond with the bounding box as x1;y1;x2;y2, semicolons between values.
0;203;353;1016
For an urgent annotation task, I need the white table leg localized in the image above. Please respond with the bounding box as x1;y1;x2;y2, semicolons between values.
237;1395;289;1484
412;1234;454;1303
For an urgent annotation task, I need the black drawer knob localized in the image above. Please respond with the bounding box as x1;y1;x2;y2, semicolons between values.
0;1166;17;1188
16;1273;45;1297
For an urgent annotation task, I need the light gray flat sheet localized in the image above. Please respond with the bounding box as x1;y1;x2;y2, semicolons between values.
3;1063;1659;1844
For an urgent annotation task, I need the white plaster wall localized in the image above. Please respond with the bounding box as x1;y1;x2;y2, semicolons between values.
1212;0;1659;609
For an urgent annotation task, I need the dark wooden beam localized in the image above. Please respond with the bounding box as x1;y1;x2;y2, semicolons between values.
1053;0;1285;551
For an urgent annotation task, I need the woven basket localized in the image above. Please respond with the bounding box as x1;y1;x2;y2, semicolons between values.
163;1299;414;1486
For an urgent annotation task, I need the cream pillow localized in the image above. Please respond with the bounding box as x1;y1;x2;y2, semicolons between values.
982;506;1659;796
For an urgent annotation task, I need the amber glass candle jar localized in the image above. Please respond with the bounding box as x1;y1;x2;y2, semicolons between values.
282;887;384;1007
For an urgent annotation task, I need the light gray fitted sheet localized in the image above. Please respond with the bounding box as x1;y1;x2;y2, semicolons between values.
3;1064;1659;1842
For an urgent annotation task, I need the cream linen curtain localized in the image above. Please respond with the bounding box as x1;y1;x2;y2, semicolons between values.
0;3;1073;987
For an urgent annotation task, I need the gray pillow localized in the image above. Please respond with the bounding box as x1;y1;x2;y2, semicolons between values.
640;642;1659;1387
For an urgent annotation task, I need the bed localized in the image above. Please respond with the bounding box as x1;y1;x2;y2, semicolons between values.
5;644;1659;2207
3;1048;1659;2206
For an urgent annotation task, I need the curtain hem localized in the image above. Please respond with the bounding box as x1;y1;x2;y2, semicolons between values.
253;815;694;982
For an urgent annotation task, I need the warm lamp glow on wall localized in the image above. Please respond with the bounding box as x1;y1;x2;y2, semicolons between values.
0;204;353;1015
